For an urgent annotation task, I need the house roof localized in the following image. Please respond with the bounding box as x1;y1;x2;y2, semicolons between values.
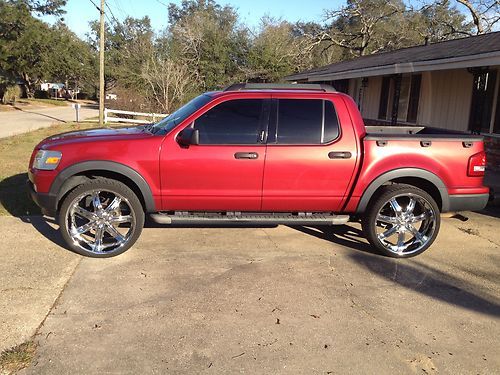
286;32;500;82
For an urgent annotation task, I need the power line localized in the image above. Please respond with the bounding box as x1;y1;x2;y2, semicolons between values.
111;0;127;19
124;0;138;15
154;0;169;7
105;1;121;26
88;0;113;25
88;0;101;12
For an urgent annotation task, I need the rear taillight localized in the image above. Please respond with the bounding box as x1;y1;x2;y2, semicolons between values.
468;151;486;177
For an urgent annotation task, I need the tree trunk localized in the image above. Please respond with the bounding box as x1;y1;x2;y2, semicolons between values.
21;73;35;99
456;0;484;34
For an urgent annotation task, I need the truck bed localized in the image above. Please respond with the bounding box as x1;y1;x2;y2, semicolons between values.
348;125;488;214
365;126;483;140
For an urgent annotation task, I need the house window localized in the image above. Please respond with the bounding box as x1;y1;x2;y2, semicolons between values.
378;74;422;123
407;75;422;123
494;77;500;134
332;79;349;94
469;69;497;134
397;75;411;121
378;77;391;120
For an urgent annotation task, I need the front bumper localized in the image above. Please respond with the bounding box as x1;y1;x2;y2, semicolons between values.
447;193;489;212
27;180;57;216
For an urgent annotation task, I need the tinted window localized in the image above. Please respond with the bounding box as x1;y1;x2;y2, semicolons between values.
194;99;264;144
275;99;339;144
323;100;340;143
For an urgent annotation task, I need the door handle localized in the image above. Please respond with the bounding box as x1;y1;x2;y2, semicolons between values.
328;151;352;159
234;152;259;159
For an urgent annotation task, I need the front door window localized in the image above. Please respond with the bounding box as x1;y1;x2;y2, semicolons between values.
193;99;266;144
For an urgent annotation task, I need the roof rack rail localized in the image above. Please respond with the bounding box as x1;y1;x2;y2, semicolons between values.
223;83;336;93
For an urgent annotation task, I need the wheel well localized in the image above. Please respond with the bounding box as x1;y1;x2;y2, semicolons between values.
382;177;443;209
56;170;147;211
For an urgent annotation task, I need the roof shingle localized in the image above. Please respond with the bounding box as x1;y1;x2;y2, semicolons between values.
286;32;500;81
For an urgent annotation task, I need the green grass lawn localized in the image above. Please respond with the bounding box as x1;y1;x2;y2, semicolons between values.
0;341;37;374
0;122;104;216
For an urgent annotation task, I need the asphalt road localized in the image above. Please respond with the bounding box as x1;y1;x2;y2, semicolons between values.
0;104;98;138
1;210;499;374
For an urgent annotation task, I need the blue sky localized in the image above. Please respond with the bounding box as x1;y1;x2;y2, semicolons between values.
42;0;341;38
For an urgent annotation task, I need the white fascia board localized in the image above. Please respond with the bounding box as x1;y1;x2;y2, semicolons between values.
307;51;500;81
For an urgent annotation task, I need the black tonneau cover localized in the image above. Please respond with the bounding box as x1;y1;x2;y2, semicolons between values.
365;126;483;141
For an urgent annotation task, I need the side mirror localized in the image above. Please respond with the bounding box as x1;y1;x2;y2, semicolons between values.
177;128;199;147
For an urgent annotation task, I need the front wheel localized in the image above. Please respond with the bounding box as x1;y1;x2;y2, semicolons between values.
59;178;144;257
362;185;440;258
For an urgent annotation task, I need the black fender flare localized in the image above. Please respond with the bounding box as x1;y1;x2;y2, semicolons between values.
49;161;156;212
355;168;450;213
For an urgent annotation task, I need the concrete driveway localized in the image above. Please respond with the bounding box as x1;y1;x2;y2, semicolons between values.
1;211;499;374
0;104;98;138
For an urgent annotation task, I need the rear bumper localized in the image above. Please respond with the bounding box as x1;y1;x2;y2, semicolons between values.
27;180;57;216
447;193;489;212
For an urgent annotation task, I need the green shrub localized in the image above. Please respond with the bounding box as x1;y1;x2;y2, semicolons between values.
34;89;50;99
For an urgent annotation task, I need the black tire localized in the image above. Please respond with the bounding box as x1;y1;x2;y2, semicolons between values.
59;177;144;258
361;184;440;258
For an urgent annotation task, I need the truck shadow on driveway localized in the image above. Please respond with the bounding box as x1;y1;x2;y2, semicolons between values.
291;224;500;318
16;213;500;319
290;224;377;255
0;173;41;217
21;216;71;250
22;215;280;254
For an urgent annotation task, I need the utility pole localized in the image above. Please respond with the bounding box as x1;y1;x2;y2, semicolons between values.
99;0;105;126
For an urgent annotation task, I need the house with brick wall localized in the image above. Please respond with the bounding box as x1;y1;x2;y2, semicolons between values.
285;32;500;171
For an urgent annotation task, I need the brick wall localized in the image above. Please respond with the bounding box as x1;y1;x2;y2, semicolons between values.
484;135;500;171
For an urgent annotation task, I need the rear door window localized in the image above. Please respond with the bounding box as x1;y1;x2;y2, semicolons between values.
270;99;340;144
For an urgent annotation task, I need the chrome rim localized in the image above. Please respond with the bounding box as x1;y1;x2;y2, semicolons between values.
374;193;437;256
66;189;135;254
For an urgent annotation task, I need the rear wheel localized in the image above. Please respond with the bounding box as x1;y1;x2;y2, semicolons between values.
59;178;144;257
362;185;440;258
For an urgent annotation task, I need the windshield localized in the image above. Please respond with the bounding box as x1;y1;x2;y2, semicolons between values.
151;94;213;135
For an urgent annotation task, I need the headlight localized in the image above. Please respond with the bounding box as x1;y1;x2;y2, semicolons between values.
33;150;62;170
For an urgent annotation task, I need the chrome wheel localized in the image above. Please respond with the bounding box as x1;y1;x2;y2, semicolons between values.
66;189;136;254
374;193;437;256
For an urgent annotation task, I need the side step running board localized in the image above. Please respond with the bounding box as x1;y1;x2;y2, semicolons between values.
150;212;350;226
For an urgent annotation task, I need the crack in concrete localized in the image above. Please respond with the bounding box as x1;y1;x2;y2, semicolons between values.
260;228;279;249
30;256;82;348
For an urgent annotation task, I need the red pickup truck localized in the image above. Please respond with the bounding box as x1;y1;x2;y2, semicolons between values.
28;83;489;258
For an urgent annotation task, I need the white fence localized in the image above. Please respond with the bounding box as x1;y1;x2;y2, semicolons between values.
104;108;168;124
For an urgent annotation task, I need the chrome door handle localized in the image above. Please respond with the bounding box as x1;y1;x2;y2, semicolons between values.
328;151;352;159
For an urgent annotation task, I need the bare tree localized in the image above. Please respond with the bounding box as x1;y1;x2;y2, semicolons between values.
314;0;405;57
141;53;193;113
407;0;472;43
454;0;500;34
243;18;324;82
168;2;247;90
171;13;205;87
